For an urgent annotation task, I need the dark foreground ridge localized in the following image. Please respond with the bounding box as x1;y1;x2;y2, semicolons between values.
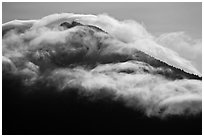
2;74;202;135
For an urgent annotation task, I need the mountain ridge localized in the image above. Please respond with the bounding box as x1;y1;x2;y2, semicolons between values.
58;21;202;80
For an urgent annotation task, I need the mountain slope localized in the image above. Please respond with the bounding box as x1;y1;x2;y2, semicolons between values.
2;15;202;135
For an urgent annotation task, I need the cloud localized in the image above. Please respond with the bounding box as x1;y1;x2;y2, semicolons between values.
157;32;202;73
76;14;201;75
2;13;202;118
2;13;201;74
45;63;202;117
2;19;36;36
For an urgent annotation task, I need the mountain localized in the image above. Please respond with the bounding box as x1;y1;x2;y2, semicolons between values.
55;21;202;80
2;18;202;135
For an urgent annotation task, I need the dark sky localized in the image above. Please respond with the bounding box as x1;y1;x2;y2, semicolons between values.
2;2;202;38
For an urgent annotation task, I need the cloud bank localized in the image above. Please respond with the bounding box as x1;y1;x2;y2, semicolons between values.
2;13;202;117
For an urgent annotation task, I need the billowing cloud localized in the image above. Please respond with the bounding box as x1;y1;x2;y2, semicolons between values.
77;14;201;75
157;32;202;73
2;13;202;117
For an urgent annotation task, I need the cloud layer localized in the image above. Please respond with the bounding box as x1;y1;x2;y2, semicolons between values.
2;13;202;117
